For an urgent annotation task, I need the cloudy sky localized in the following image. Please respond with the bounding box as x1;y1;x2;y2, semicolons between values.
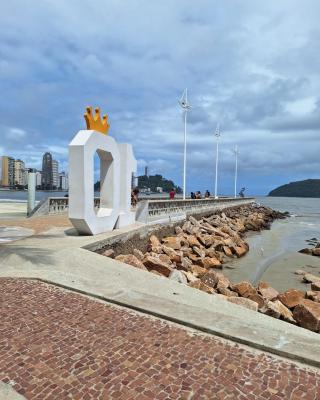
1;0;320;195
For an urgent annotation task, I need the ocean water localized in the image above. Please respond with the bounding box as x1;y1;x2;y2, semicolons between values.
223;196;320;291
0;190;69;202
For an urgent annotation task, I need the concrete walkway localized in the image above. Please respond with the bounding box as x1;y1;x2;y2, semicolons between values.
1;222;320;368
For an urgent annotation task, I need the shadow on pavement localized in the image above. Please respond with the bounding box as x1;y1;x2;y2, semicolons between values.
0;246;55;266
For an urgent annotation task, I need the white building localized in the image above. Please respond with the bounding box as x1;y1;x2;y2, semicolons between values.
35;171;42;188
52;160;59;189
14;159;26;186
59;172;69;190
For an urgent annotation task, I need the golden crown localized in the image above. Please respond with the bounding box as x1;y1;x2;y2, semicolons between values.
84;106;110;135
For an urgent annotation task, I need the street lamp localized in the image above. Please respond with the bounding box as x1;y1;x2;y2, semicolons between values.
234;145;239;198
214;123;221;199
179;88;191;200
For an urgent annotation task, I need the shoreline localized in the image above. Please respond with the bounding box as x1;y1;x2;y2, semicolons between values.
96;203;320;333
223;216;320;292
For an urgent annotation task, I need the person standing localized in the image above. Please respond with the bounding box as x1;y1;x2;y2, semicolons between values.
169;188;175;200
131;187;139;206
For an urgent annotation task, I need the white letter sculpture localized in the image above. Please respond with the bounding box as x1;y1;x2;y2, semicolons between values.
68;107;137;235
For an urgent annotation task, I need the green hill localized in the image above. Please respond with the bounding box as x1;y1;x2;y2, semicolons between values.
138;174;182;193
268;179;320;198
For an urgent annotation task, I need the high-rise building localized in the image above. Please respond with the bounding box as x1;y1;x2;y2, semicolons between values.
145;166;149;177
59;171;69;190
0;156;15;187
14;159;26;186
41;152;53;190
35;171;42;188
52;160;59;189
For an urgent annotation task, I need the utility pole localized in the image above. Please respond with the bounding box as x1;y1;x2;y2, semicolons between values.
234;145;239;198
179;89;191;200
214;124;221;199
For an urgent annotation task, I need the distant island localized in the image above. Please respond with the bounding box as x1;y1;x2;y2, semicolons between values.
268;179;320;198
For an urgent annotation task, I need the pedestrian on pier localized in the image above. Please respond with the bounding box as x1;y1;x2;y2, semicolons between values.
131;187;139;207
169;188;175;200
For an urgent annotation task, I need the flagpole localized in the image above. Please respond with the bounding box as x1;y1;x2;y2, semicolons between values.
179;88;191;200
214;124;220;199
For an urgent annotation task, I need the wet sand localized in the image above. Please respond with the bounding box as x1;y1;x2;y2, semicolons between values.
223;217;320;292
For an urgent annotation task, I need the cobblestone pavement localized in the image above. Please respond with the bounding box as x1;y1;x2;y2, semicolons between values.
0;278;319;400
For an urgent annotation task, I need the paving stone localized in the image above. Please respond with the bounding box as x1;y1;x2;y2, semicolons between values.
0;278;319;400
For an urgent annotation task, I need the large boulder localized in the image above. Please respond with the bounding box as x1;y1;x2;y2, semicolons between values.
299;248;313;255
232;244;248;258
186;235;201;248
133;248;144;261
115;254;147;270
169;270;187;284
293;300;320;332
188;280;215;294
182;271;199;283
215;274;231;290
148;235;162;253
232;281;256;297
312;248;320;256
189;215;200;226
311;281;320;291
226;297;258;311
192;246;206;259
277;289;305;309
198;257;222;269
223;246;233;258
218;287;239;297
260;300;295;323
158;254;172;265
257;281;279;301
200;271;220;288
162;236;182;250
246;293;265;309
302;273;320;284
143;255;173;277
102;248;115;258
149;234;160;247
306;291;320;303
190;265;207;277
294;269;306;275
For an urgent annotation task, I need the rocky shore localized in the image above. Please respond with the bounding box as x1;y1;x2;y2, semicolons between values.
299;238;320;257
102;204;320;333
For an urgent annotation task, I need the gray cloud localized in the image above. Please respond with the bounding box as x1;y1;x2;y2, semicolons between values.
1;0;320;194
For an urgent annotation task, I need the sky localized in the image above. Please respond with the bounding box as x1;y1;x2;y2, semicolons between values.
1;0;320;196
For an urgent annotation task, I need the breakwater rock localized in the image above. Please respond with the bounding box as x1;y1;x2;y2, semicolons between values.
102;204;320;333
299;237;320;257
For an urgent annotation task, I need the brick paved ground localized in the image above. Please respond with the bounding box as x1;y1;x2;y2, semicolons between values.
0;278;319;400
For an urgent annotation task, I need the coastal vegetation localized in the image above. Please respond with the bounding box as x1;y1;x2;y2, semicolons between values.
94;174;181;193
268;179;320;197
137;174;182;193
